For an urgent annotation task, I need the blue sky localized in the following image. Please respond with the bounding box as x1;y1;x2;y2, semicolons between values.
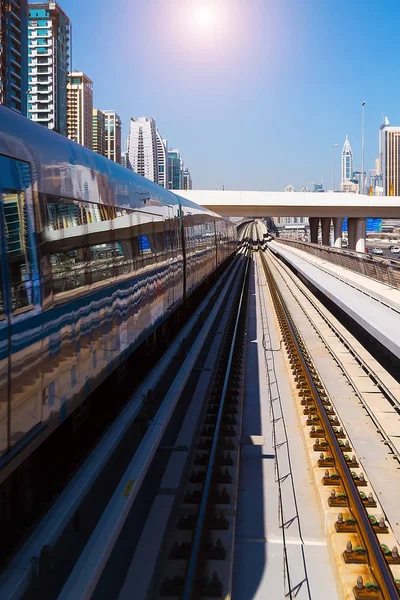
39;0;400;190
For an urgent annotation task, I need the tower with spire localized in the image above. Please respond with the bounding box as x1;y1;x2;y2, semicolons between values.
341;135;353;189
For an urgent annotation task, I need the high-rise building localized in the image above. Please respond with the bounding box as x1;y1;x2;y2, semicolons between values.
103;110;121;164
378;116;400;196
168;149;184;190
67;72;93;148
183;168;192;190
341;135;353;189
156;129;168;188
127;116;158;182
92;108;105;156
121;151;132;170
0;0;28;114
28;2;71;135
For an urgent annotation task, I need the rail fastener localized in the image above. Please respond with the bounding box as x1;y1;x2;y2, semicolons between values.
343;540;368;564
353;576;382;600
335;513;357;533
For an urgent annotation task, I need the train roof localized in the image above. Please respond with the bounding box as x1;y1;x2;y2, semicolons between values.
0;106;215;217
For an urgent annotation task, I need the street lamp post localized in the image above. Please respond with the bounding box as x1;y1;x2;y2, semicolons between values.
361;101;366;194
332;143;338;191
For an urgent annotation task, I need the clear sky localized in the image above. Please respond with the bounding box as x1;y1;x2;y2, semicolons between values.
36;0;400;190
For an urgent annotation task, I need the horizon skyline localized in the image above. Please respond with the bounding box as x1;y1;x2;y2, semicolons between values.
28;0;400;191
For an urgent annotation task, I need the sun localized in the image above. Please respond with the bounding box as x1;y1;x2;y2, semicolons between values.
190;1;219;36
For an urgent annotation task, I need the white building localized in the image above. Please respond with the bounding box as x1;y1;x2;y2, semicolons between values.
127;116;158;182
341;135;353;189
28;2;71;135
156;129;168;188
67;72;93;149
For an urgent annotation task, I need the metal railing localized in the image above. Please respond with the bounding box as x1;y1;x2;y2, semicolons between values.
275;238;400;290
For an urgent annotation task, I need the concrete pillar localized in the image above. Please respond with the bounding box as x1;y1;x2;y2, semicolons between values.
355;217;366;253
347;218;357;250
309;217;319;244
333;217;344;248
321;217;331;246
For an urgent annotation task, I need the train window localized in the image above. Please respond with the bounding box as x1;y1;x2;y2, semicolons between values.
45;195;145;297
3;190;33;313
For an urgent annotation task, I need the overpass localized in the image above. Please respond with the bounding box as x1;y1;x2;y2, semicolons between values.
178;190;400;252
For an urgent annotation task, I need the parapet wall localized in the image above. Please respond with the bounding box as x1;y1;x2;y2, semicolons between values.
274;238;400;290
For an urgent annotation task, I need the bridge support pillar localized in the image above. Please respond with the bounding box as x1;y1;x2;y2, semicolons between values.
347;218;357;250
333;217;343;248
309;217;319;244
355;217;366;253
321;217;331;246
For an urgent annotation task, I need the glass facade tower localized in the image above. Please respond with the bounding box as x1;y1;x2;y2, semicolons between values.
168;149;184;190
0;0;28;114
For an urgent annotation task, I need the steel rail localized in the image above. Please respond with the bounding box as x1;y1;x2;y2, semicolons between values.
260;251;399;600
182;244;251;600
266;247;400;463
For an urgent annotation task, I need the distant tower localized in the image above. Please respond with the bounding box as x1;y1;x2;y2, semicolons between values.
183;168;192;190
67;72;93;149
0;0;28;114
92;109;106;156
127;116;158;182
156;129;168;188
168;149;184;189
28;2;71;135
379;116;400;195
103;110;122;164
341;135;353;188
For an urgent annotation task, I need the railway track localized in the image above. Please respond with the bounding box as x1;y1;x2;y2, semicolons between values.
266;245;400;463
258;242;400;599
150;238;250;600
0;242;249;600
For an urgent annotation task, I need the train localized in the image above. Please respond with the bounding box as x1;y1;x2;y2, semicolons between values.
0;106;237;494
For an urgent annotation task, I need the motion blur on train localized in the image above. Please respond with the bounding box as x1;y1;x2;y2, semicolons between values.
0;106;237;496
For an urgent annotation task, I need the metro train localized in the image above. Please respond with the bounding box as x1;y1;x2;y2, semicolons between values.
0;106;237;491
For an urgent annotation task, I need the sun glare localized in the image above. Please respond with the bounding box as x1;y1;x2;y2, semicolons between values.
191;1;219;36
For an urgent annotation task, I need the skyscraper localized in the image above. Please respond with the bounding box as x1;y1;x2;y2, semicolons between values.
92;108;106;156
28;2;71;135
127;116;158;182
67;72;93;148
103;110;121;164
156;129;168;188
183;168;192;190
168;149;184;190
0;0;28;114
379;116;400;196
341;135;353;189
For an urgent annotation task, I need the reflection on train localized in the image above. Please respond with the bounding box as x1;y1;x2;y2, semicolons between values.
0;106;237;489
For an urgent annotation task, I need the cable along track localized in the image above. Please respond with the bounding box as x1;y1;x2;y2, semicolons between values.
259;249;400;600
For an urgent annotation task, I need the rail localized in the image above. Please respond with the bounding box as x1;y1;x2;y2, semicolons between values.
265;247;400;463
259;249;399;599
275;238;400;290
183;241;250;599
